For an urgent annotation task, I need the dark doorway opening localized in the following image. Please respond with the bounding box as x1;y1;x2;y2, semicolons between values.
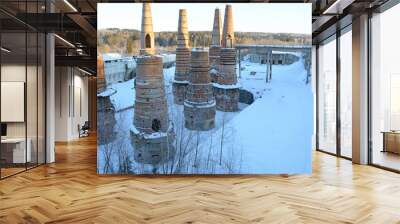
226;35;233;48
145;34;151;48
152;119;161;132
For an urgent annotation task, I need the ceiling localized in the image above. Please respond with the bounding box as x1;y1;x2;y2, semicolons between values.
311;0;391;43
1;0;97;74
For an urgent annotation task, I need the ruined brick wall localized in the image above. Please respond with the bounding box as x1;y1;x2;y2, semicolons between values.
130;130;175;165
97;92;116;145
214;88;239;112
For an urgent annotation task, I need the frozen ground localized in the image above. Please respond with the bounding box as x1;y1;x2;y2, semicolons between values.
98;55;313;174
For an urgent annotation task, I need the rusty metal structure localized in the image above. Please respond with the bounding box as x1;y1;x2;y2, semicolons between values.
184;49;216;131
173;9;191;104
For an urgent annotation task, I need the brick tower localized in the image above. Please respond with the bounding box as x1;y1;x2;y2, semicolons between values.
213;5;240;112
130;3;174;165
140;3;155;55
209;8;222;83
173;9;191;104
184;49;216;131
221;5;235;48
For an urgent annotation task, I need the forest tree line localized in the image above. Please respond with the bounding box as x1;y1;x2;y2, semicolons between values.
98;28;311;56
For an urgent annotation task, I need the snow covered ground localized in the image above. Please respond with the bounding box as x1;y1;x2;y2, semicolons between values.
97;55;313;174
227;58;313;173
107;80;135;111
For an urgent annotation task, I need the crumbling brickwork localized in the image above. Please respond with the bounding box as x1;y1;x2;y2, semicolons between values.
131;3;175;165
184;49;216;131
213;5;240;112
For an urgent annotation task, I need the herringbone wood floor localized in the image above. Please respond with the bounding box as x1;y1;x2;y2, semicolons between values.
1;135;400;224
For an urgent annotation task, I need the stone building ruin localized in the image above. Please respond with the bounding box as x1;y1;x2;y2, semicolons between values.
248;51;299;65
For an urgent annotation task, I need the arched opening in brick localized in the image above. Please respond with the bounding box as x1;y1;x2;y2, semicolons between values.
145;34;151;48
152;119;161;132
226;35;233;48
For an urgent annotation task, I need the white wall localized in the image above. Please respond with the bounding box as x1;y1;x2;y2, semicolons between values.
72;73;89;138
55;67;89;141
1;65;26;138
1;63;46;164
340;30;353;158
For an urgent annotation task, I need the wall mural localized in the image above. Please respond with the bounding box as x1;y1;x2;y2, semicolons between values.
97;3;313;174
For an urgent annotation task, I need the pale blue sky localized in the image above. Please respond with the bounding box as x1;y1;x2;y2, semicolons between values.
98;3;311;34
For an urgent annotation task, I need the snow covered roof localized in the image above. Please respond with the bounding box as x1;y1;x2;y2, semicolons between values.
191;48;208;52
271;51;301;56
97;88;116;97
161;54;176;64
102;53;122;61
210;68;218;74
137;55;162;59
213;82;242;89
130;125;170;139
184;100;216;108
172;79;189;84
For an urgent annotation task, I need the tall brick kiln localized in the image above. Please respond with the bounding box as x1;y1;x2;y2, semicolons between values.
184;49;216;131
130;3;175;165
213;5;240;112
140;2;155;55
209;8;222;83
173;9;191;104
